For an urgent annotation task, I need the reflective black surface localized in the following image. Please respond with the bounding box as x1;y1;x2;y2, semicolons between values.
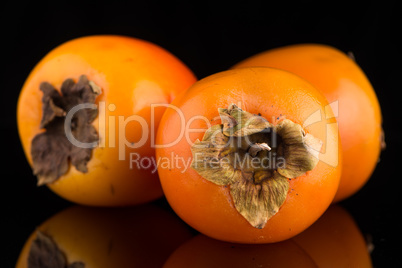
3;0;400;267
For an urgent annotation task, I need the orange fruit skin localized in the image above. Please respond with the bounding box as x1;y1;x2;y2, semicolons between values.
234;44;382;202
163;234;318;268
17;35;196;206
156;67;342;243
292;205;372;267
15;205;193;268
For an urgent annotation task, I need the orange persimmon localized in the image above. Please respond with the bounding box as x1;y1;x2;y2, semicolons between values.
156;67;341;243
234;44;383;202
16;204;193;268
17;35;196;206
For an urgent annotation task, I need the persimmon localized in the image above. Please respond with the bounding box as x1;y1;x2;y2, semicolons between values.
233;44;383;202
163;234;318;268
156;67;341;243
15;204;193;268
17;35;196;206
292;205;372;267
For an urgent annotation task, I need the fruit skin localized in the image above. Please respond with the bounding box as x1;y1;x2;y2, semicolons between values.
234;44;382;202
17;35;196;206
292;205;372;268
156;67;342;243
15;204;193;268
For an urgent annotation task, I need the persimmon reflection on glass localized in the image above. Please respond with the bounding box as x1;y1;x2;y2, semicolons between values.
163;234;318;268
292;205;372;268
16;204;193;268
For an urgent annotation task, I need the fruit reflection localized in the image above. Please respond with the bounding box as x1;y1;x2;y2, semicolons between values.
163;235;318;268
163;205;372;268
16;203;193;268
292;205;372;268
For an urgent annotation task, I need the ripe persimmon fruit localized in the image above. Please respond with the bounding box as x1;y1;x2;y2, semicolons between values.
233;44;383;202
156;67;341;243
17;35;196;206
16;205;193;268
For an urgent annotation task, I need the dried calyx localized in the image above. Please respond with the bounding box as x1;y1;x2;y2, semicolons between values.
28;231;85;268
191;104;322;228
31;75;101;186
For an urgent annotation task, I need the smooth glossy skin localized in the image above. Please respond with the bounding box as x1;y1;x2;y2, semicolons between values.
234;44;382;202
17;35;196;206
163;234;318;268
16;205;193;268
292;205;372;267
156;68;342;243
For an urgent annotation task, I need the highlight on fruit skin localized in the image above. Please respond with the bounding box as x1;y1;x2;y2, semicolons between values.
15;204;194;268
17;35;196;206
233;43;383;202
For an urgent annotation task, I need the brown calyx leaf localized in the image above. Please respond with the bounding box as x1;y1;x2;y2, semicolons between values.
219;104;273;137
39;82;66;128
31;75;101;186
191;125;234;186
28;231;85;268
275;119;322;179
190;104;322;228
230;172;289;229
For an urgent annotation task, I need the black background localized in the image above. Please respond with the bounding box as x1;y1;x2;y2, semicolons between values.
2;0;400;267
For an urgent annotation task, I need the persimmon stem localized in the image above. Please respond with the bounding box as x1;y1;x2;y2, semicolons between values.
248;143;271;157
